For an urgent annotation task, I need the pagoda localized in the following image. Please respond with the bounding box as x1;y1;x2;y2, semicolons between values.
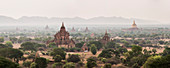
129;20;139;30
100;30;110;45
47;22;75;48
45;25;49;30
71;27;76;32
84;27;90;32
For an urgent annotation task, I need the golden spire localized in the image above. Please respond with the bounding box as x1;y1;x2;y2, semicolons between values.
133;20;136;25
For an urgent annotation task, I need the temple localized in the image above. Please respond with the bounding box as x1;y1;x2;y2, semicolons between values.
129;20;139;30
71;27;76;32
45;25;49;30
84;27;90;32
100;30;110;45
47;23;75;48
122;20;139;31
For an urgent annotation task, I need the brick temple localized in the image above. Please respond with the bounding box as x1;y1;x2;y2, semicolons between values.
47;23;75;48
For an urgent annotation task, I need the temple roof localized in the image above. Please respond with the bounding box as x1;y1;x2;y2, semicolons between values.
105;30;108;35
61;22;65;29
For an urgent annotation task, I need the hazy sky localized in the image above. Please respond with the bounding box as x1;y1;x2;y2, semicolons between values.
0;0;170;23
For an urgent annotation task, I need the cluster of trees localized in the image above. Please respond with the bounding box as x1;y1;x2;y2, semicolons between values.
0;37;4;43
20;42;46;51
0;41;13;48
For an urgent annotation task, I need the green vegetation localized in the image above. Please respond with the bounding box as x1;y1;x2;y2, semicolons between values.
86;57;97;68
50;48;66;59
0;56;19;68
54;55;62;62
0;48;23;63
5;41;13;48
90;44;97;55
35;57;47;68
67;54;80;63
63;62;75;68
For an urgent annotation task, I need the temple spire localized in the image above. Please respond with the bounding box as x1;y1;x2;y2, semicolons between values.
133;20;136;25
105;30;107;35
62;22;64;27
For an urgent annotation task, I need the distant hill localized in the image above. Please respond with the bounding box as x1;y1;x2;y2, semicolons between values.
0;15;160;26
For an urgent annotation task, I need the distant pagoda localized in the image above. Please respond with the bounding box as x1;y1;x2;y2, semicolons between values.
100;30;110;45
129;20;139;30
45;25;49;30
16;27;19;31
84;27;90;32
47;22;75;48
71;27;76;32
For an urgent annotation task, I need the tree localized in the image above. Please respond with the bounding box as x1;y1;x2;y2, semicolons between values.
104;63;111;68
50;48;66;59
35;57;47;68
48;42;57;48
0;48;23;63
9;37;18;43
21;42;46;51
21;42;36;51
159;40;164;44
75;42;85;48
0;37;4;43
86;58;97;68
118;47;128;54
90;44;97;55
67;54;80;63
105;57;121;65
87;41;103;50
54;55;62;62
0;56;19;68
163;48;170;56
134;40;139;44
52;62;63;68
106;42;120;49
132;45;142;56
143;49;148;54
30;62;37;68
0;44;8;48
63;62;75;68
152;49;157;54
23;61;32;67
5;41;13;48
132;63;140;68
98;49;114;58
143;55;170;68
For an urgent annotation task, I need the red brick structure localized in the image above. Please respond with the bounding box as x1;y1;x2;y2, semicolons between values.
47;23;75;48
100;30;110;45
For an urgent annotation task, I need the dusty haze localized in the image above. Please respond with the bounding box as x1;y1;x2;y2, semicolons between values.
0;0;170;23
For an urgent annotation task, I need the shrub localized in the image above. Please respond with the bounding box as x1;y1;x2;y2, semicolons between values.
50;48;66;59
76;61;84;67
22;61;32;67
35;57;47;68
101;58;107;63
132;63;140;68
90;44;97;55
106;57;121;65
98;49;114;58
86;58;97;68
30;62;37;68
67;54;80;63
63;62;75;68
0;56;19;68
104;63;112;68
52;62;63;68
54;55;62;62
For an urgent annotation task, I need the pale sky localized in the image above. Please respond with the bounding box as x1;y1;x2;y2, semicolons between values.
0;0;170;23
